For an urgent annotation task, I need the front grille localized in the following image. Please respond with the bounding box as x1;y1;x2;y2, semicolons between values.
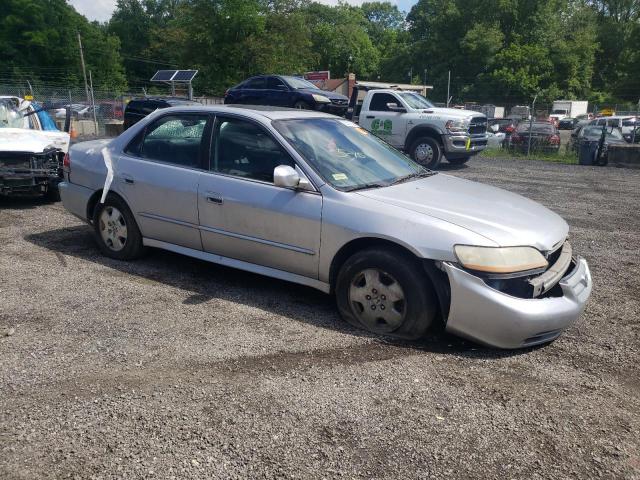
331;99;348;106
468;116;487;135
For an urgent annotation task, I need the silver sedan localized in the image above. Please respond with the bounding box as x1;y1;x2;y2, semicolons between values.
59;105;592;349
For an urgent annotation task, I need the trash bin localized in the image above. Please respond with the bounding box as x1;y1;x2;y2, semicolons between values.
579;141;599;165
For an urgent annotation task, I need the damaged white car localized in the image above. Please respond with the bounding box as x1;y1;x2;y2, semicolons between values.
0;96;70;199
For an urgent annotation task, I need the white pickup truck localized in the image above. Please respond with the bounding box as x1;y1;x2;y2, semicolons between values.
347;88;488;168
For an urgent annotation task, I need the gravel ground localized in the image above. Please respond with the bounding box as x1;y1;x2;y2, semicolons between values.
1;157;638;479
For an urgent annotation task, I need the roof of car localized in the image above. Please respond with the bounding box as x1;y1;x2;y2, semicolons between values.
160;104;335;121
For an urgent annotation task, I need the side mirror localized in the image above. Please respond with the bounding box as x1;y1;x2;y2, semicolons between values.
490;124;499;133
386;103;406;113
274;165;299;188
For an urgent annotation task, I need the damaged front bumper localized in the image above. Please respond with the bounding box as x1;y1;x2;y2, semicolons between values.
441;248;592;349
0;149;63;196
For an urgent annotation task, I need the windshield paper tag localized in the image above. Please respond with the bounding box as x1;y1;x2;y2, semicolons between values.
332;173;348;181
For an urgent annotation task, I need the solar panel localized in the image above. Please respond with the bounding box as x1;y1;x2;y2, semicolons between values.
151;70;177;81
172;70;198;82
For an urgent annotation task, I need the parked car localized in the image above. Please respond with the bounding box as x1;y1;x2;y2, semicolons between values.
488;118;518;134
123;97;200;130
622;127;640;143
58;105;592;349
0;96;69;199
590;116;637;136
558;118;577;130
509;122;561;152
349;87;487;168
99;101;124;120
224;75;349;116
568;125;627;160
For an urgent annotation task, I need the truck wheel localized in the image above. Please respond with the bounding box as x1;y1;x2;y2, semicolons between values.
45;184;61;202
410;137;442;169
447;157;470;166
336;248;437;340
92;194;145;260
294;101;312;110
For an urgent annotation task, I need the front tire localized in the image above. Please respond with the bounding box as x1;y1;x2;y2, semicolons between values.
336;248;437;340
92;193;144;260
409;137;442;169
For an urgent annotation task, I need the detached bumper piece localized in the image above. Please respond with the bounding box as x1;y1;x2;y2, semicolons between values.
0;148;63;196
442;242;592;349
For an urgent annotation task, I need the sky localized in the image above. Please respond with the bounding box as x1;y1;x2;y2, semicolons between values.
68;0;418;23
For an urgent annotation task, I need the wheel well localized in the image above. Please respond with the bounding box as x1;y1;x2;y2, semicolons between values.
405;126;443;151
329;237;451;325
86;190;129;224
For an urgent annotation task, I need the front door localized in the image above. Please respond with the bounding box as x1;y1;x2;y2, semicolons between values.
116;112;210;250
359;92;407;148
197;115;322;278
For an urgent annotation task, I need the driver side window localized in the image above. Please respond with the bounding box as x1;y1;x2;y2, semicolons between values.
212;117;295;183
370;93;399;112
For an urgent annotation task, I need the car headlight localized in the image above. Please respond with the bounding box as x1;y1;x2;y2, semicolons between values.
312;94;331;103
454;245;548;273
446;119;469;134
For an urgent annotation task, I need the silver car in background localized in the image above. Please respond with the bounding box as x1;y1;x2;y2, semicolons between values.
59;105;592;349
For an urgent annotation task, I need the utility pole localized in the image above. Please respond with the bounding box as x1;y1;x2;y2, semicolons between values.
89;70;98;135
527;94;539;156
633;99;639;144
77;32;90;105
408;67;413;84
446;70;451;107
423;68;427;93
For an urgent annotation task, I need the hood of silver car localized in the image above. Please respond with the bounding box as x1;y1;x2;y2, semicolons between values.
357;174;568;251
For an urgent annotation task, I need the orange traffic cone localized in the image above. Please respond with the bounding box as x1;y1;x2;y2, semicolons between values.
69;125;78;139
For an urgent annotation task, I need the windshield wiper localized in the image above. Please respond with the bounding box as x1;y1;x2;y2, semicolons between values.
390;170;435;185
344;182;388;192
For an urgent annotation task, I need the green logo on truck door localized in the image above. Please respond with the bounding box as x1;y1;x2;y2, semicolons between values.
371;119;393;136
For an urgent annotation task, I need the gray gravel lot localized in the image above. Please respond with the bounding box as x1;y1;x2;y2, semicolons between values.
1;157;639;479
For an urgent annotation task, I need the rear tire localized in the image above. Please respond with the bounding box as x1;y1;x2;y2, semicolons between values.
45;184;61;202
336;248;437;340
92;193;145;260
409;136;442;169
447;156;470;165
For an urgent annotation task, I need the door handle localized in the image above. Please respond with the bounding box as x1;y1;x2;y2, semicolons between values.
121;174;134;184
366;115;375;119
205;192;223;205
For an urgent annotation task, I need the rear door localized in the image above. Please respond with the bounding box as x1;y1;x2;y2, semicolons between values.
116;112;211;250
197;115;322;278
236;77;266;105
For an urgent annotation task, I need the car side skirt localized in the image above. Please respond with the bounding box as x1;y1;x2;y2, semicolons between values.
142;238;331;294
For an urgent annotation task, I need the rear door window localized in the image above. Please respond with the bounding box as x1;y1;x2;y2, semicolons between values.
244;77;266;89
135;114;209;168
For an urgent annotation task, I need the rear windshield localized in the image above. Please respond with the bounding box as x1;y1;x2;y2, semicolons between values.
516;123;556;134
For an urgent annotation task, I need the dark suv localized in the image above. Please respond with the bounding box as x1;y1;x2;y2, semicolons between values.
224;75;349;116
123;97;200;130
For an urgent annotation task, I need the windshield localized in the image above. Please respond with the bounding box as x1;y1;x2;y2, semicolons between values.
0;99;28;128
552;109;568;115
397;92;434;109
282;76;319;90
273;118;429;191
581;126;623;140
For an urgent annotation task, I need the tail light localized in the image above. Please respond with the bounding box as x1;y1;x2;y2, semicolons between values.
550;135;560;144
224;89;230;97
506;125;514;133
63;152;70;172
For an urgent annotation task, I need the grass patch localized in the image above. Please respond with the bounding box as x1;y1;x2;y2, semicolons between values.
480;148;578;165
